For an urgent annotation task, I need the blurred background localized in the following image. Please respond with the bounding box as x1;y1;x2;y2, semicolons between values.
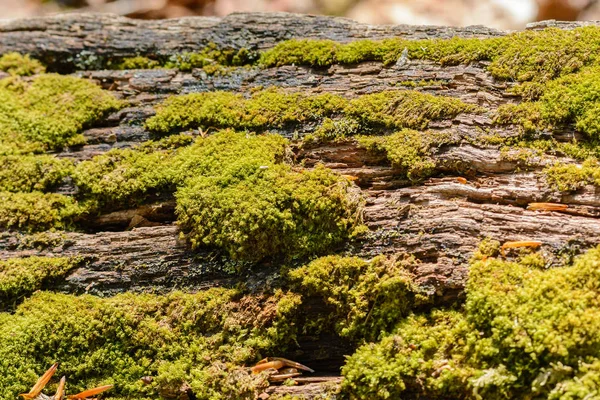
0;0;599;29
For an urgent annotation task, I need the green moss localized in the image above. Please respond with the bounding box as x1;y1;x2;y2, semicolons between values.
0;154;73;192
0;74;121;152
0;288;301;399
145;89;346;134
0;191;82;232
177;163;362;263
115;56;161;70
341;310;472;399
146;88;474;138
260;27;600;83
259;39;340;68
290;254;421;341
345;90;477;131
357;129;455;181
0;256;79;306
0;53;45;76
342;245;600;399
165;44;257;72
544;158;600;192
16;231;69;250
496;67;600;140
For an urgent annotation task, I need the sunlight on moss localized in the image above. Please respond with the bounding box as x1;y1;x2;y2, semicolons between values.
0;53;45;76
0;256;79;307
342;245;600;399
0;289;299;399
0;74;120;152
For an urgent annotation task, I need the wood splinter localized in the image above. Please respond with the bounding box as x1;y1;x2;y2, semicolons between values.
527;202;569;212
501;241;543;257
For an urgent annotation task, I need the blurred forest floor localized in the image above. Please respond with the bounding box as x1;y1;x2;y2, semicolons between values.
1;0;599;30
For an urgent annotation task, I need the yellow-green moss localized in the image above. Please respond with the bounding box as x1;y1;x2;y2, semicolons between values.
342;246;600;399
0;74;121;152
72;130;363;262
0;191;82;232
165;44;256;72
260;27;600;83
0;289;301;399
496;67;600;140
290;254;422;341
0;154;73;192
115;56;161;70
0;256;79;306
544;158;600;192
341;310;472;399
0;53;45;76
345;90;477;131
357;129;455;181
146;88;475;137
145;89;346;134
177;163;362;263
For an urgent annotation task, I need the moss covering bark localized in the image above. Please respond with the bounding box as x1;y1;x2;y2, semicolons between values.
341;245;600;400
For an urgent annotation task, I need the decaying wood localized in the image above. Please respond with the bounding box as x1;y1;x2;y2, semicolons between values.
2;12;600;399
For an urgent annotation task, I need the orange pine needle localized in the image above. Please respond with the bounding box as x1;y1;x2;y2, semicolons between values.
527;202;568;212
501;241;543;257
54;376;66;400
67;385;113;399
20;363;58;399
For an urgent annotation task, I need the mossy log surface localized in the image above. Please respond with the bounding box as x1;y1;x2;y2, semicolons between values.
2;12;600;400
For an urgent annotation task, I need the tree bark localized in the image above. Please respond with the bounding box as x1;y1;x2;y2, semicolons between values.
2;13;600;399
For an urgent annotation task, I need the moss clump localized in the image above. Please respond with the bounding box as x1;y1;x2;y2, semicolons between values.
290;254;421;341
0;74;121;152
342;246;600;399
0;53;45;76
259;39;340;68
0;192;82;232
145;89;346;134
72;130;362;262
72;142;178;210
342;310;472;399
177;163;362;263
146;88;474;138
260;27;600;83
496;67;600;140
544;158;600;192
0;289;300;399
357;129;454;181
165;44;257;72
115;56;161;70
0;257;79;306
345;91;477;131
0;155;73;192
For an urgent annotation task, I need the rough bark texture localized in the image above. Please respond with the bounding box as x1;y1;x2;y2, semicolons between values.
2;12;600;399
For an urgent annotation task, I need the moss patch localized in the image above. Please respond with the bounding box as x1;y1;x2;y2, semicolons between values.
0;74;121;153
544;158;600;192
357;129;455;181
0;191;82;232
177;163;362;263
0;256;79;307
70;130;363;262
342;245;600;399
290;254;423;341
146;88;475;137
260;27;600;83
145;89;347;134
0;155;73;192
0;53;45;76
0;289;300;399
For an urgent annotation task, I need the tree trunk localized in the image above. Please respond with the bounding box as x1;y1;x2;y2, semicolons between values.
2;12;600;399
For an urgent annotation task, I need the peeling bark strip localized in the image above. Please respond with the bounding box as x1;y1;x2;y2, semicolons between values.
3;13;600;400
